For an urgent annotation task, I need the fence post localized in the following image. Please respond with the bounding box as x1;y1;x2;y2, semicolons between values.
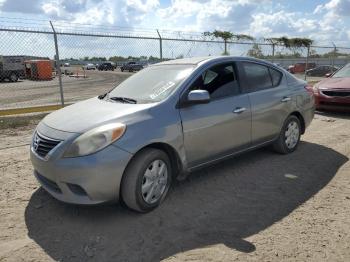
304;46;310;81
156;29;163;60
50;21;64;107
272;43;275;63
332;42;336;73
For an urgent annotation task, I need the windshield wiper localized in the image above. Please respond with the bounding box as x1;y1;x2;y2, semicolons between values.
98;93;108;99
109;96;137;104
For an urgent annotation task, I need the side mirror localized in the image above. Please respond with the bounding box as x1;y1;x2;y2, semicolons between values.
187;90;210;104
325;73;331;78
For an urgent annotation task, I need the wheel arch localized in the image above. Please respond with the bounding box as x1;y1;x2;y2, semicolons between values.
122;142;184;181
289;111;305;134
119;142;184;203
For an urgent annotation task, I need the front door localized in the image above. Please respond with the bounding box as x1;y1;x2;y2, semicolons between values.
179;62;251;168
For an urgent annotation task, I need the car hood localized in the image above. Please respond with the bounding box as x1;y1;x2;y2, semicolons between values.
317;77;350;90
43;97;155;133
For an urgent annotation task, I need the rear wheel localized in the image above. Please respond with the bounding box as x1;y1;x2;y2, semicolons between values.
9;73;18;82
273;115;301;154
121;148;172;212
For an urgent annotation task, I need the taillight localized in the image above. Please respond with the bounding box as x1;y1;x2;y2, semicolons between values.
304;85;314;96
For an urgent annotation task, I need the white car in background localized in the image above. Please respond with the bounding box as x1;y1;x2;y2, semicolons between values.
83;63;96;70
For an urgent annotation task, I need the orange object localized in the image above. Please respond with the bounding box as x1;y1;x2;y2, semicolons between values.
24;60;53;80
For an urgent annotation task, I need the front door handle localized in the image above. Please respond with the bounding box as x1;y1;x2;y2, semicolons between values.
281;96;291;102
233;107;246;114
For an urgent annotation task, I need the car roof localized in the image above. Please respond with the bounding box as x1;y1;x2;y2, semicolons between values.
154;56;277;67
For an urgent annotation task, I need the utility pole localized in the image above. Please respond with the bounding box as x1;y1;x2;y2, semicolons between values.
50;21;64;106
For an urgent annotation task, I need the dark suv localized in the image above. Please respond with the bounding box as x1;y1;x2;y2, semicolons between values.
120;62;144;72
97;62;115;71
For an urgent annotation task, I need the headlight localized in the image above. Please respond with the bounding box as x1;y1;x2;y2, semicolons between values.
64;123;126;157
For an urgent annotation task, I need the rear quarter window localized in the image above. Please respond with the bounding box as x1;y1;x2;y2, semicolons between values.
269;68;283;86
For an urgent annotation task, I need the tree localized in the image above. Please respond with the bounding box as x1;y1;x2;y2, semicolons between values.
265;37;313;48
203;30;255;55
247;44;264;58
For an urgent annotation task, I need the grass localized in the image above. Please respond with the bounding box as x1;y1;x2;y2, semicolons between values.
0;113;47;130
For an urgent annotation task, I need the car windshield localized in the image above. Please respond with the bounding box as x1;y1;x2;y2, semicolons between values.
333;64;350;78
108;64;195;103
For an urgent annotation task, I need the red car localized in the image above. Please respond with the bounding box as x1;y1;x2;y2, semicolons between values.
288;62;316;74
313;63;350;111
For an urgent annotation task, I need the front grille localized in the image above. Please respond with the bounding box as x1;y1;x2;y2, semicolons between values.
33;132;61;158
321;90;350;97
320;101;350;107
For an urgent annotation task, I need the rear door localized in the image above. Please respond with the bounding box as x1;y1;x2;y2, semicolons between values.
179;62;251;167
237;61;293;144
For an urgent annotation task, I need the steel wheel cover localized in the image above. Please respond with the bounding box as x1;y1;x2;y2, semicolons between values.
141;159;168;204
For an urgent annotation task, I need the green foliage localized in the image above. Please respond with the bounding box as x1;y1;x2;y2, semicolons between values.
204;30;254;42
235;34;255;41
265;37;313;48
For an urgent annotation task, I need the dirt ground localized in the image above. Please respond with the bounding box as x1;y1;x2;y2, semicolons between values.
0;70;131;109
0;112;349;262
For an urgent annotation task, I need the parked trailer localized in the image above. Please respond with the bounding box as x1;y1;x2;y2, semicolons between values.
25;60;53;80
0;56;25;82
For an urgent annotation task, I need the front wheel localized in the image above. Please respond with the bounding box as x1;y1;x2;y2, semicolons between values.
9;73;18;82
273;115;301;154
121;148;172;212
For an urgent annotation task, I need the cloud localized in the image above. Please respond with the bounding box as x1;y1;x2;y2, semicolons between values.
0;0;349;47
249;8;350;45
1;0;42;14
157;0;264;32
324;0;350;16
39;0;160;28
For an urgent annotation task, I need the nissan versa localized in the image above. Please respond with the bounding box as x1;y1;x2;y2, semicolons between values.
30;56;315;212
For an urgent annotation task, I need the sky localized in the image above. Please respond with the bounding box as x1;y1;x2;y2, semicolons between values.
0;0;350;59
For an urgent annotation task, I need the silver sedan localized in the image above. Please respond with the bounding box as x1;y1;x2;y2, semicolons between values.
30;56;315;212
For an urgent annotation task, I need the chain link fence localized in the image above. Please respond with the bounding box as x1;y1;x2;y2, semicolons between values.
1;21;350;113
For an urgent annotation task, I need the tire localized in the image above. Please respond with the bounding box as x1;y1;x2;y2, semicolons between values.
9;73;18;82
121;148;172;212
121;68;124;72
272;115;301;154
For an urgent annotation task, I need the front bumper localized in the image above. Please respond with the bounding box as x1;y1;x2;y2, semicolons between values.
30;124;133;205
314;92;350;112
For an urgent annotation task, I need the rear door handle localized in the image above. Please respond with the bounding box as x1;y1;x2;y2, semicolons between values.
233;107;246;114
281;97;291;102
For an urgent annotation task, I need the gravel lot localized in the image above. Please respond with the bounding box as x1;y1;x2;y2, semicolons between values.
0;112;349;262
0;69;132;109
